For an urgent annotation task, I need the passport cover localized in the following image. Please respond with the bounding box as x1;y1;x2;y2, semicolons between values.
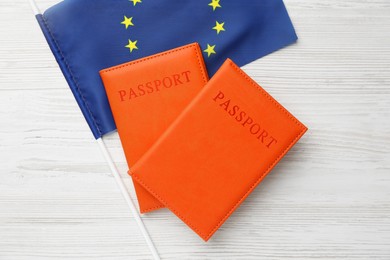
129;59;307;241
100;43;209;213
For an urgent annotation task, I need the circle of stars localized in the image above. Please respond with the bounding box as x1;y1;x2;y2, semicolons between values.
122;0;143;53
121;0;227;56
204;0;225;58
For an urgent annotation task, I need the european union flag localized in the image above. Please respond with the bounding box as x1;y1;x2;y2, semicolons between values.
36;0;297;139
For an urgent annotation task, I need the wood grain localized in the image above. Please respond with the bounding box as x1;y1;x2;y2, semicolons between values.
0;0;389;259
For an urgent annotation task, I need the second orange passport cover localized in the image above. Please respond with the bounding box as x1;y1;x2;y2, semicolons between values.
100;43;209;213
130;59;307;241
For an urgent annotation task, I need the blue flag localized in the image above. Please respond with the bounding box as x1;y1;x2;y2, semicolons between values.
36;0;297;139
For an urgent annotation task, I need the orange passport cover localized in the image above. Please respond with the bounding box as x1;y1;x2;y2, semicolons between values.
130;59;307;241
100;43;209;213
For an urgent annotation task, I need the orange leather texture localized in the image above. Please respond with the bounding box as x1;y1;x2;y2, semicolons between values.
100;43;209;213
129;59;307;241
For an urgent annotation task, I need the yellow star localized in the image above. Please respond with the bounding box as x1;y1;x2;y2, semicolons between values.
213;21;225;34
204;44;216;57
125;39;138;53
208;0;221;11
130;0;142;6
121;16;134;29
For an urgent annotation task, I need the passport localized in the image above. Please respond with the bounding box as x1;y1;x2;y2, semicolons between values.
129;59;307;241
100;43;209;213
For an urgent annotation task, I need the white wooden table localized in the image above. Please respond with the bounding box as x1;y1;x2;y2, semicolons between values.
1;0;389;259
